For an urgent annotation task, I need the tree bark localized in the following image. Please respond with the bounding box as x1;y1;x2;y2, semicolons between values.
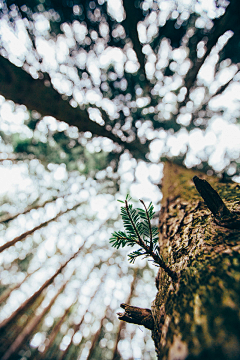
151;161;240;359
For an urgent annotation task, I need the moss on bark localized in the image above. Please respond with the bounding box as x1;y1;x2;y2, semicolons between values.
152;161;240;360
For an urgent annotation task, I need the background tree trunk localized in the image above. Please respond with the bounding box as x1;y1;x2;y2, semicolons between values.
152;161;240;360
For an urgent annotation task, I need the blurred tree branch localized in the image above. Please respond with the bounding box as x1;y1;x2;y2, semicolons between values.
182;0;240;105
0;55;149;159
122;0;146;78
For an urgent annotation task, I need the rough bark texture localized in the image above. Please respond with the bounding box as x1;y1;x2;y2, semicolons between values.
152;161;240;360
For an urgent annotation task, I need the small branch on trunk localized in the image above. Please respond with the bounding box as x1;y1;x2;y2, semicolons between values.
193;176;240;229
117;303;154;330
110;196;179;281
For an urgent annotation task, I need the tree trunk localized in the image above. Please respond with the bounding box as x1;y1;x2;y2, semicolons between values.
151;161;240;360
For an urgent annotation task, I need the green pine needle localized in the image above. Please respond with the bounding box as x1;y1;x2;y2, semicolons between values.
109;196;160;266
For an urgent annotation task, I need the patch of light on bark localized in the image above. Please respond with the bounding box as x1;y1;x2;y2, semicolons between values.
168;335;188;360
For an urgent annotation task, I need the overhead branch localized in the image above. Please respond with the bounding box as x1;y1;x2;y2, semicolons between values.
185;67;238;131
0;153;36;162
122;0;146;78
0;194;67;224
181;0;239;105
0;55;149;158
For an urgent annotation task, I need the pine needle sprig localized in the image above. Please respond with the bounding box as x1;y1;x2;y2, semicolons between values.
110;196;178;281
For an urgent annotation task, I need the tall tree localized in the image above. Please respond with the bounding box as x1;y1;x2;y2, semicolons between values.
0;1;240;359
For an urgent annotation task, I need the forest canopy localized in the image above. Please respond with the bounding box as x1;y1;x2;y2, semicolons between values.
0;0;240;177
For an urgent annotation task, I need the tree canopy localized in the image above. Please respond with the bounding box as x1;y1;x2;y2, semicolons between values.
1;0;240;174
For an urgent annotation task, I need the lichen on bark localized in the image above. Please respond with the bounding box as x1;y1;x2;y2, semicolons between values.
151;161;240;360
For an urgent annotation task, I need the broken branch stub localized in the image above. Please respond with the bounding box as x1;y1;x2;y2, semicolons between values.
193;176;240;229
117;303;154;330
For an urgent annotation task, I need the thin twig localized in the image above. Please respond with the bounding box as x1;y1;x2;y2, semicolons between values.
140;200;153;252
125;200;144;248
